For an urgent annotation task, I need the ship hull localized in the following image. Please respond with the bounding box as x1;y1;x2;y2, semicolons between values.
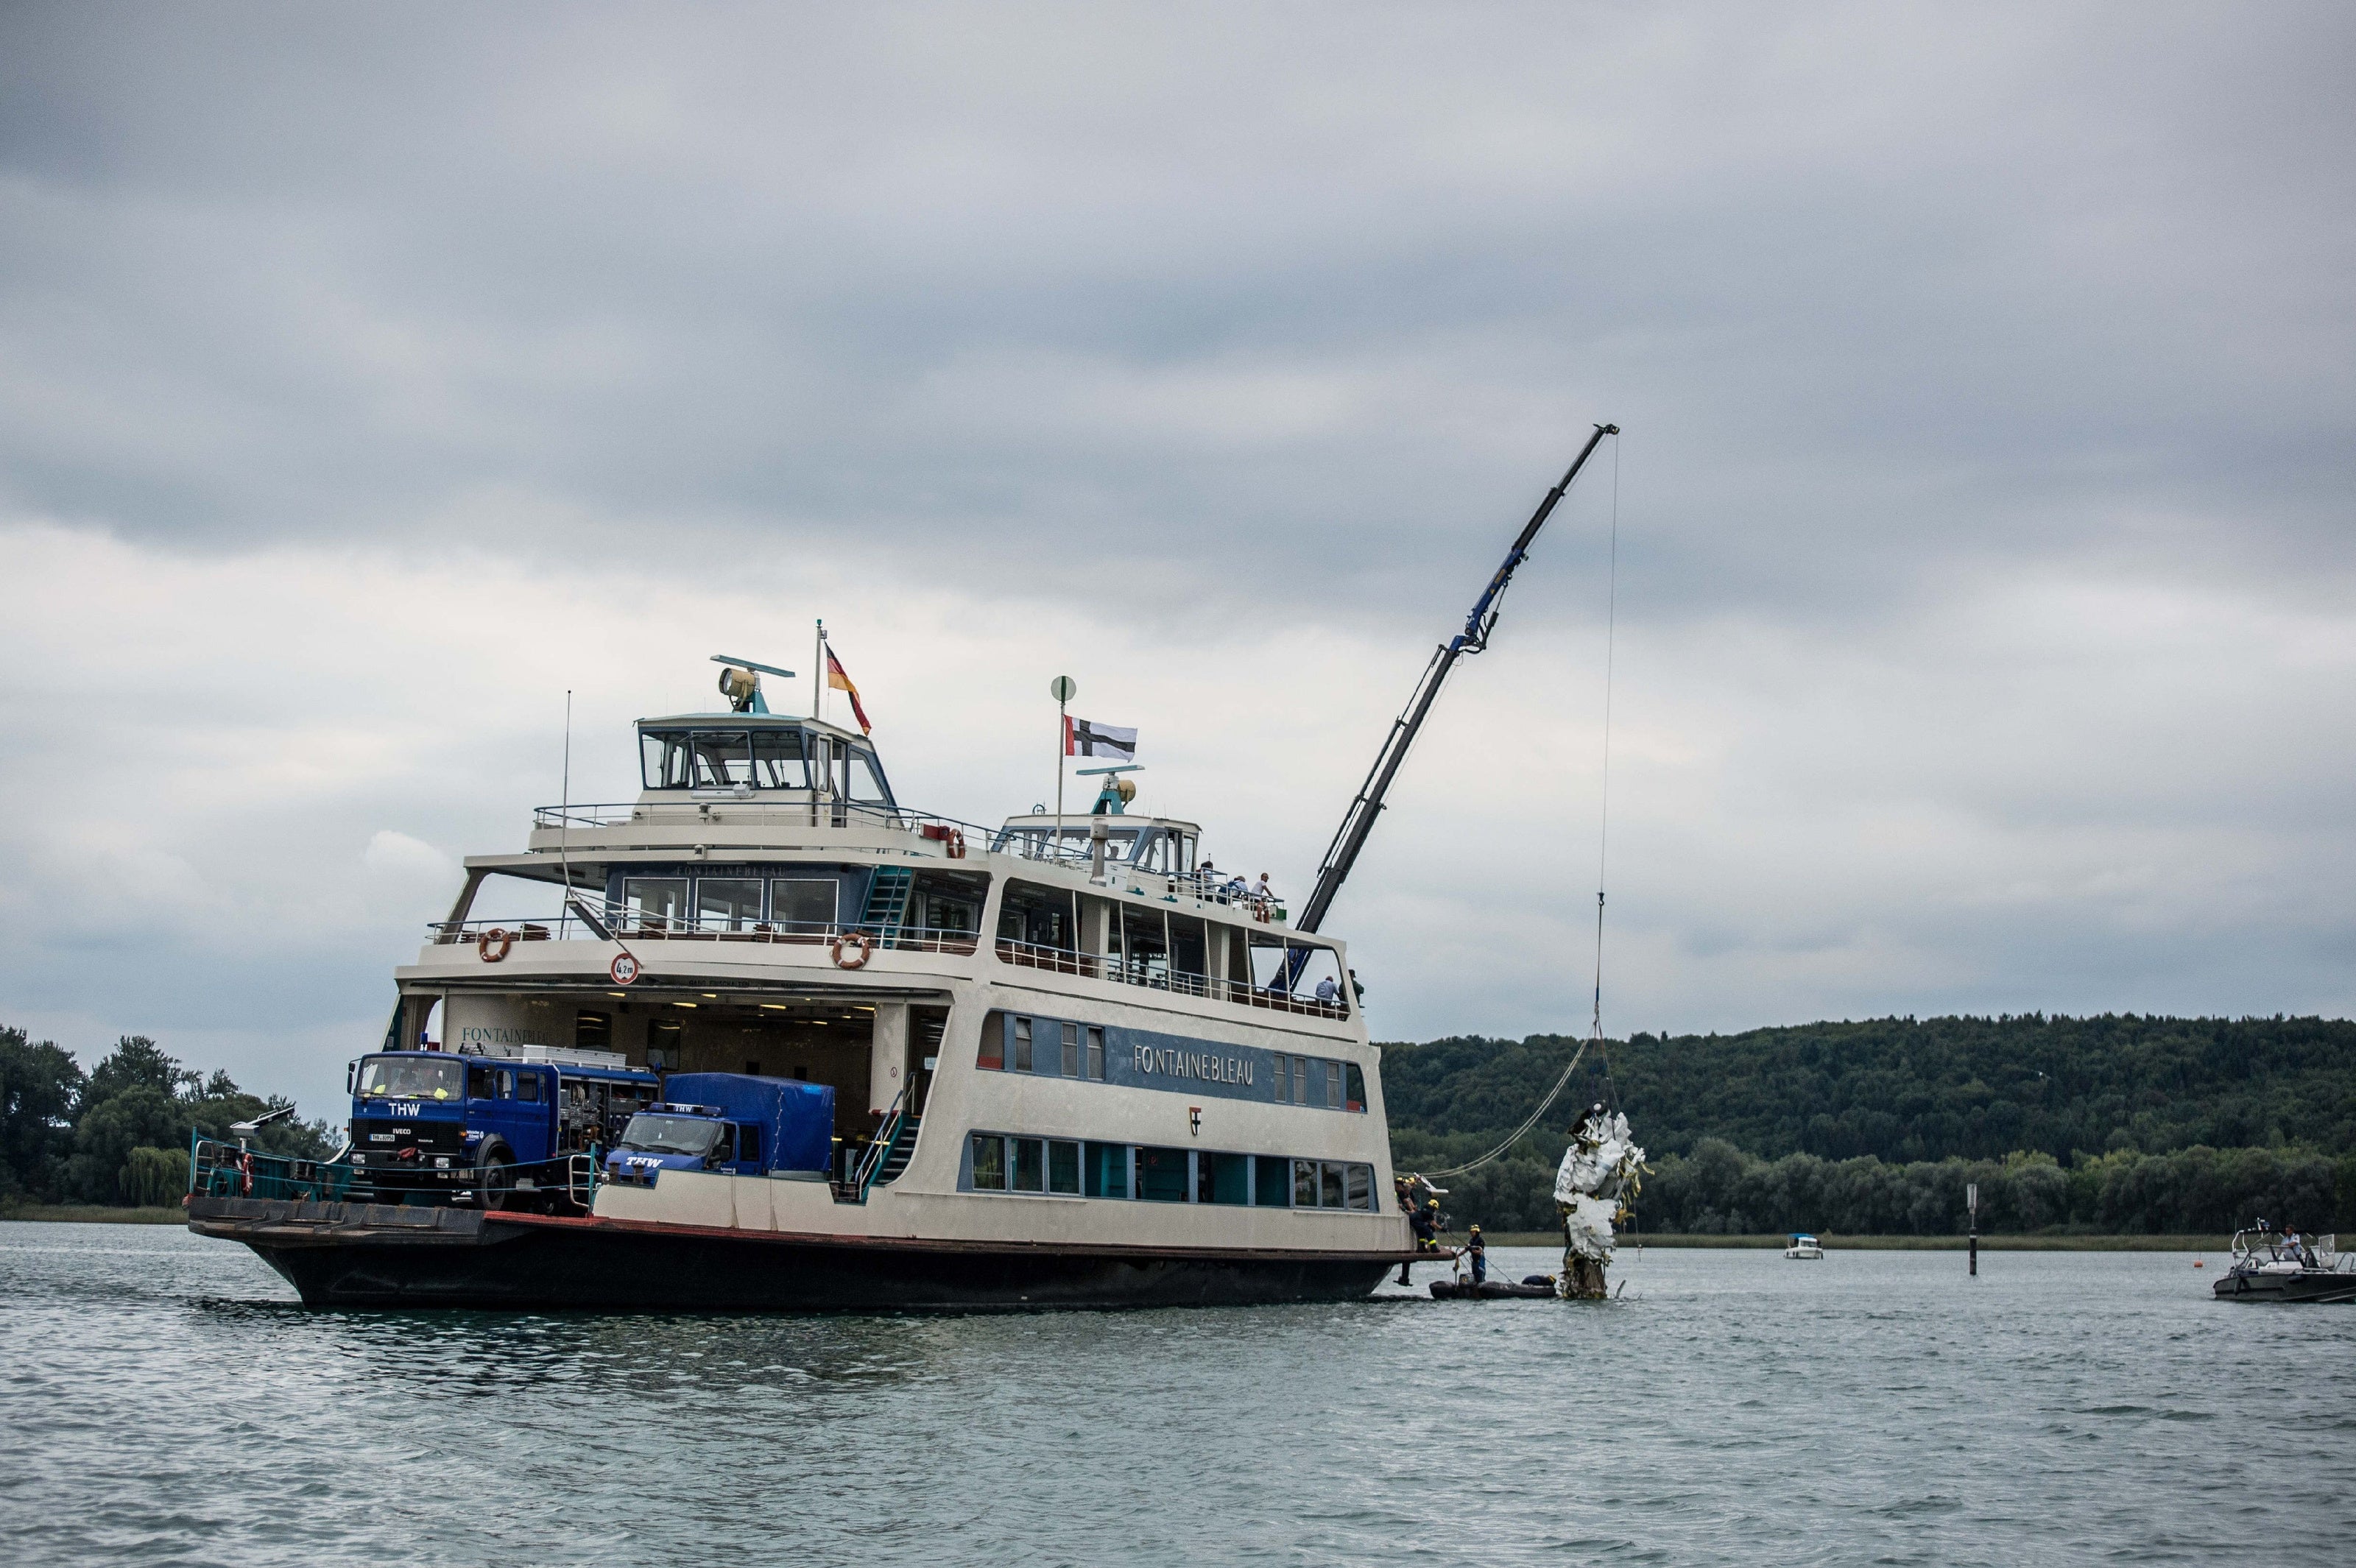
2212;1268;2356;1304
189;1196;1406;1311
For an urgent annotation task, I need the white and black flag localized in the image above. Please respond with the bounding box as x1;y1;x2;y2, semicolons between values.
1065;716;1138;760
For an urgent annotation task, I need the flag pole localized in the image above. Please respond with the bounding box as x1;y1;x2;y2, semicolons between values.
1050;675;1076;830
811;618;823;722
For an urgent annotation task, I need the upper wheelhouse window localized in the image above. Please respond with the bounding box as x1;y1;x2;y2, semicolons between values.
641;730;752;789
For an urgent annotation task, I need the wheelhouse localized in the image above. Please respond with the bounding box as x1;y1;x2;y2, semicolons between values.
636;714;895;808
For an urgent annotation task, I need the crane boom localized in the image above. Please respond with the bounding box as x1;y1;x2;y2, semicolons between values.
1294;422;1618;934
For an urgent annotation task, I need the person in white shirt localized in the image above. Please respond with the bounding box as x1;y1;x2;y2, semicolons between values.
1254;872;1274;905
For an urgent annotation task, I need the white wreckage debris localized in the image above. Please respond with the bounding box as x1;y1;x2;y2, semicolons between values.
1553;1104;1646;1298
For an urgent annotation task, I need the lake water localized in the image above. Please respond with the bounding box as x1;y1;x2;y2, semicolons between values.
2;1223;2349;1566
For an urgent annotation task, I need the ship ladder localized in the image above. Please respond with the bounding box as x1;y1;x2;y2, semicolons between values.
863;867;915;950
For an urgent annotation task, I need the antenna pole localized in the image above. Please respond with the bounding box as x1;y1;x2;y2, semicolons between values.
812;619;824;723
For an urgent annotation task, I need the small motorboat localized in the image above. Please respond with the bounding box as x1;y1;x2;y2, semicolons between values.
2214;1229;2356;1302
1784;1234;1824;1260
1429;1274;1559;1300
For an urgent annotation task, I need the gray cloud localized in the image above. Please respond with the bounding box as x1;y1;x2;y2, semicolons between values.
2;2;2351;1109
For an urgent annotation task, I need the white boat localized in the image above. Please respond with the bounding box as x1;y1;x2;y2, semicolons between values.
1784;1234;1824;1260
191;676;1417;1309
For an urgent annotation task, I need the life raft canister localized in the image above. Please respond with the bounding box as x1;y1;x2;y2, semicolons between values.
478;928;513;963
831;930;874;970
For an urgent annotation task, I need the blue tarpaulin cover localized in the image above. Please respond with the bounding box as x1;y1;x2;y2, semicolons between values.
662;1073;834;1173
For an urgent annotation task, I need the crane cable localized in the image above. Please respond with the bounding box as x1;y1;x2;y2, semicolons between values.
1419;437;1626;1184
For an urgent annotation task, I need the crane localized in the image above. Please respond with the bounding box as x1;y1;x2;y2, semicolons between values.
1294;423;1619;934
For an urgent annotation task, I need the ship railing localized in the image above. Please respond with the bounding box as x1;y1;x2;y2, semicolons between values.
988;837;1274;912
842;1084;913;1202
992;938;1350;1021
532;796;1001;844
428;911;981;956
194;1134;604;1214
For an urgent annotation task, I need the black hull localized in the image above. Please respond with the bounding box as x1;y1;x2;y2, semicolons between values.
1428;1279;1557;1300
188;1197;1406;1312
2212;1270;2356;1304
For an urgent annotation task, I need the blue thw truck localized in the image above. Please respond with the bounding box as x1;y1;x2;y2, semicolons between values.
604;1073;835;1186
346;1048;660;1208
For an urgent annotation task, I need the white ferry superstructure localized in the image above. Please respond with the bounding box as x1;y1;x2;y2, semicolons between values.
194;696;1419;1309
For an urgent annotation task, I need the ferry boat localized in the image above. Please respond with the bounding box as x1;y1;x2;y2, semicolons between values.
188;671;1420;1310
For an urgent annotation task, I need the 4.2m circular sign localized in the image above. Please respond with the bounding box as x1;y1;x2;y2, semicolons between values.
609;952;641;986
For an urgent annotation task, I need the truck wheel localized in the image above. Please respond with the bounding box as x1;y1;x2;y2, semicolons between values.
480;1154;515;1211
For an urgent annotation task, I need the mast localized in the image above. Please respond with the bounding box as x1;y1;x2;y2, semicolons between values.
1295;423;1618;934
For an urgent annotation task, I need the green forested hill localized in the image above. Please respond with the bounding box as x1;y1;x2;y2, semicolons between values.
1381;1014;2356;1165
1378;1016;2356;1235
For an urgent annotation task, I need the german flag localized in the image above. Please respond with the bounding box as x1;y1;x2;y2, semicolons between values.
825;647;872;735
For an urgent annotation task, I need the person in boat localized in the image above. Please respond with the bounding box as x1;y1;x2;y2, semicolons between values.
1465;1224;1486;1285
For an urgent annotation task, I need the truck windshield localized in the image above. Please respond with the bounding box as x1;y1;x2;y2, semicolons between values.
616;1114;722;1156
356;1056;463;1101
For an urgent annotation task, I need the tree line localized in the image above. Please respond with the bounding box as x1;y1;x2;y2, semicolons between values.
1382;1015;2356;1235
1;1025;334;1208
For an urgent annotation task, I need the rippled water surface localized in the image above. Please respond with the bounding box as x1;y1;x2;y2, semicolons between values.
4;1223;2351;1566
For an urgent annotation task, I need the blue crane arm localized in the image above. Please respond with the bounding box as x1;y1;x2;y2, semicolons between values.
1294;423;1618;935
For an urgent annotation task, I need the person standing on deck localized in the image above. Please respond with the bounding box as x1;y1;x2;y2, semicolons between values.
1465;1224;1486;1285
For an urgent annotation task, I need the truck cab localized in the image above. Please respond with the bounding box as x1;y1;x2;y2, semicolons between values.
604;1073;834;1187
347;1048;660;1205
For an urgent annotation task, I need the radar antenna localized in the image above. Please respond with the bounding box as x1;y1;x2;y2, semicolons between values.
1295;423;1618;934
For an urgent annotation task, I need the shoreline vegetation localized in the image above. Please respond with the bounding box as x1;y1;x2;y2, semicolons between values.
2;1204;186;1224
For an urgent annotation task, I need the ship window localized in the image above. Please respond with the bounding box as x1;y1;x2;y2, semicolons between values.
1249;930;1290;993
1012;1137;1045;1193
971;1134;1006;1190
769;878;836;933
1179;834;1196;874
1013;1018;1033;1073
1325;1062;1341;1111
1255;1155;1291;1207
1084;1141;1129;1198
1293;1159;1319;1208
1121;907;1168;988
1085;1027;1104;1081
641;730;691;789
1138;833;1171;874
752;729;811;790
1060;1022;1079;1077
1346;1163;1373;1210
1288;942;1343;1006
1344;1062;1366;1114
1320;1162;1346;1208
1048;1140;1081;1195
624;877;690;931
977;1015;1004;1072
640;730;755;790
998;880;1076;950
848;747;892;805
1138;1145;1189;1203
1204;1152;1250;1206
697;877;763;930
1167;914;1207;981
576;1011;611;1051
1291;1056;1310;1106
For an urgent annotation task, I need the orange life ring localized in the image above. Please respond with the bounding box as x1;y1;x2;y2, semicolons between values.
946;828;967;860
831;930;874;970
478;928;513;963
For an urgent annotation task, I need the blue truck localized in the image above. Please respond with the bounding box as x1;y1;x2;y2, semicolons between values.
604;1073;835;1187
346;1048;661;1208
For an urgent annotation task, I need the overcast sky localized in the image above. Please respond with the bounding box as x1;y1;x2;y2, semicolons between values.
3;2;2351;1117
